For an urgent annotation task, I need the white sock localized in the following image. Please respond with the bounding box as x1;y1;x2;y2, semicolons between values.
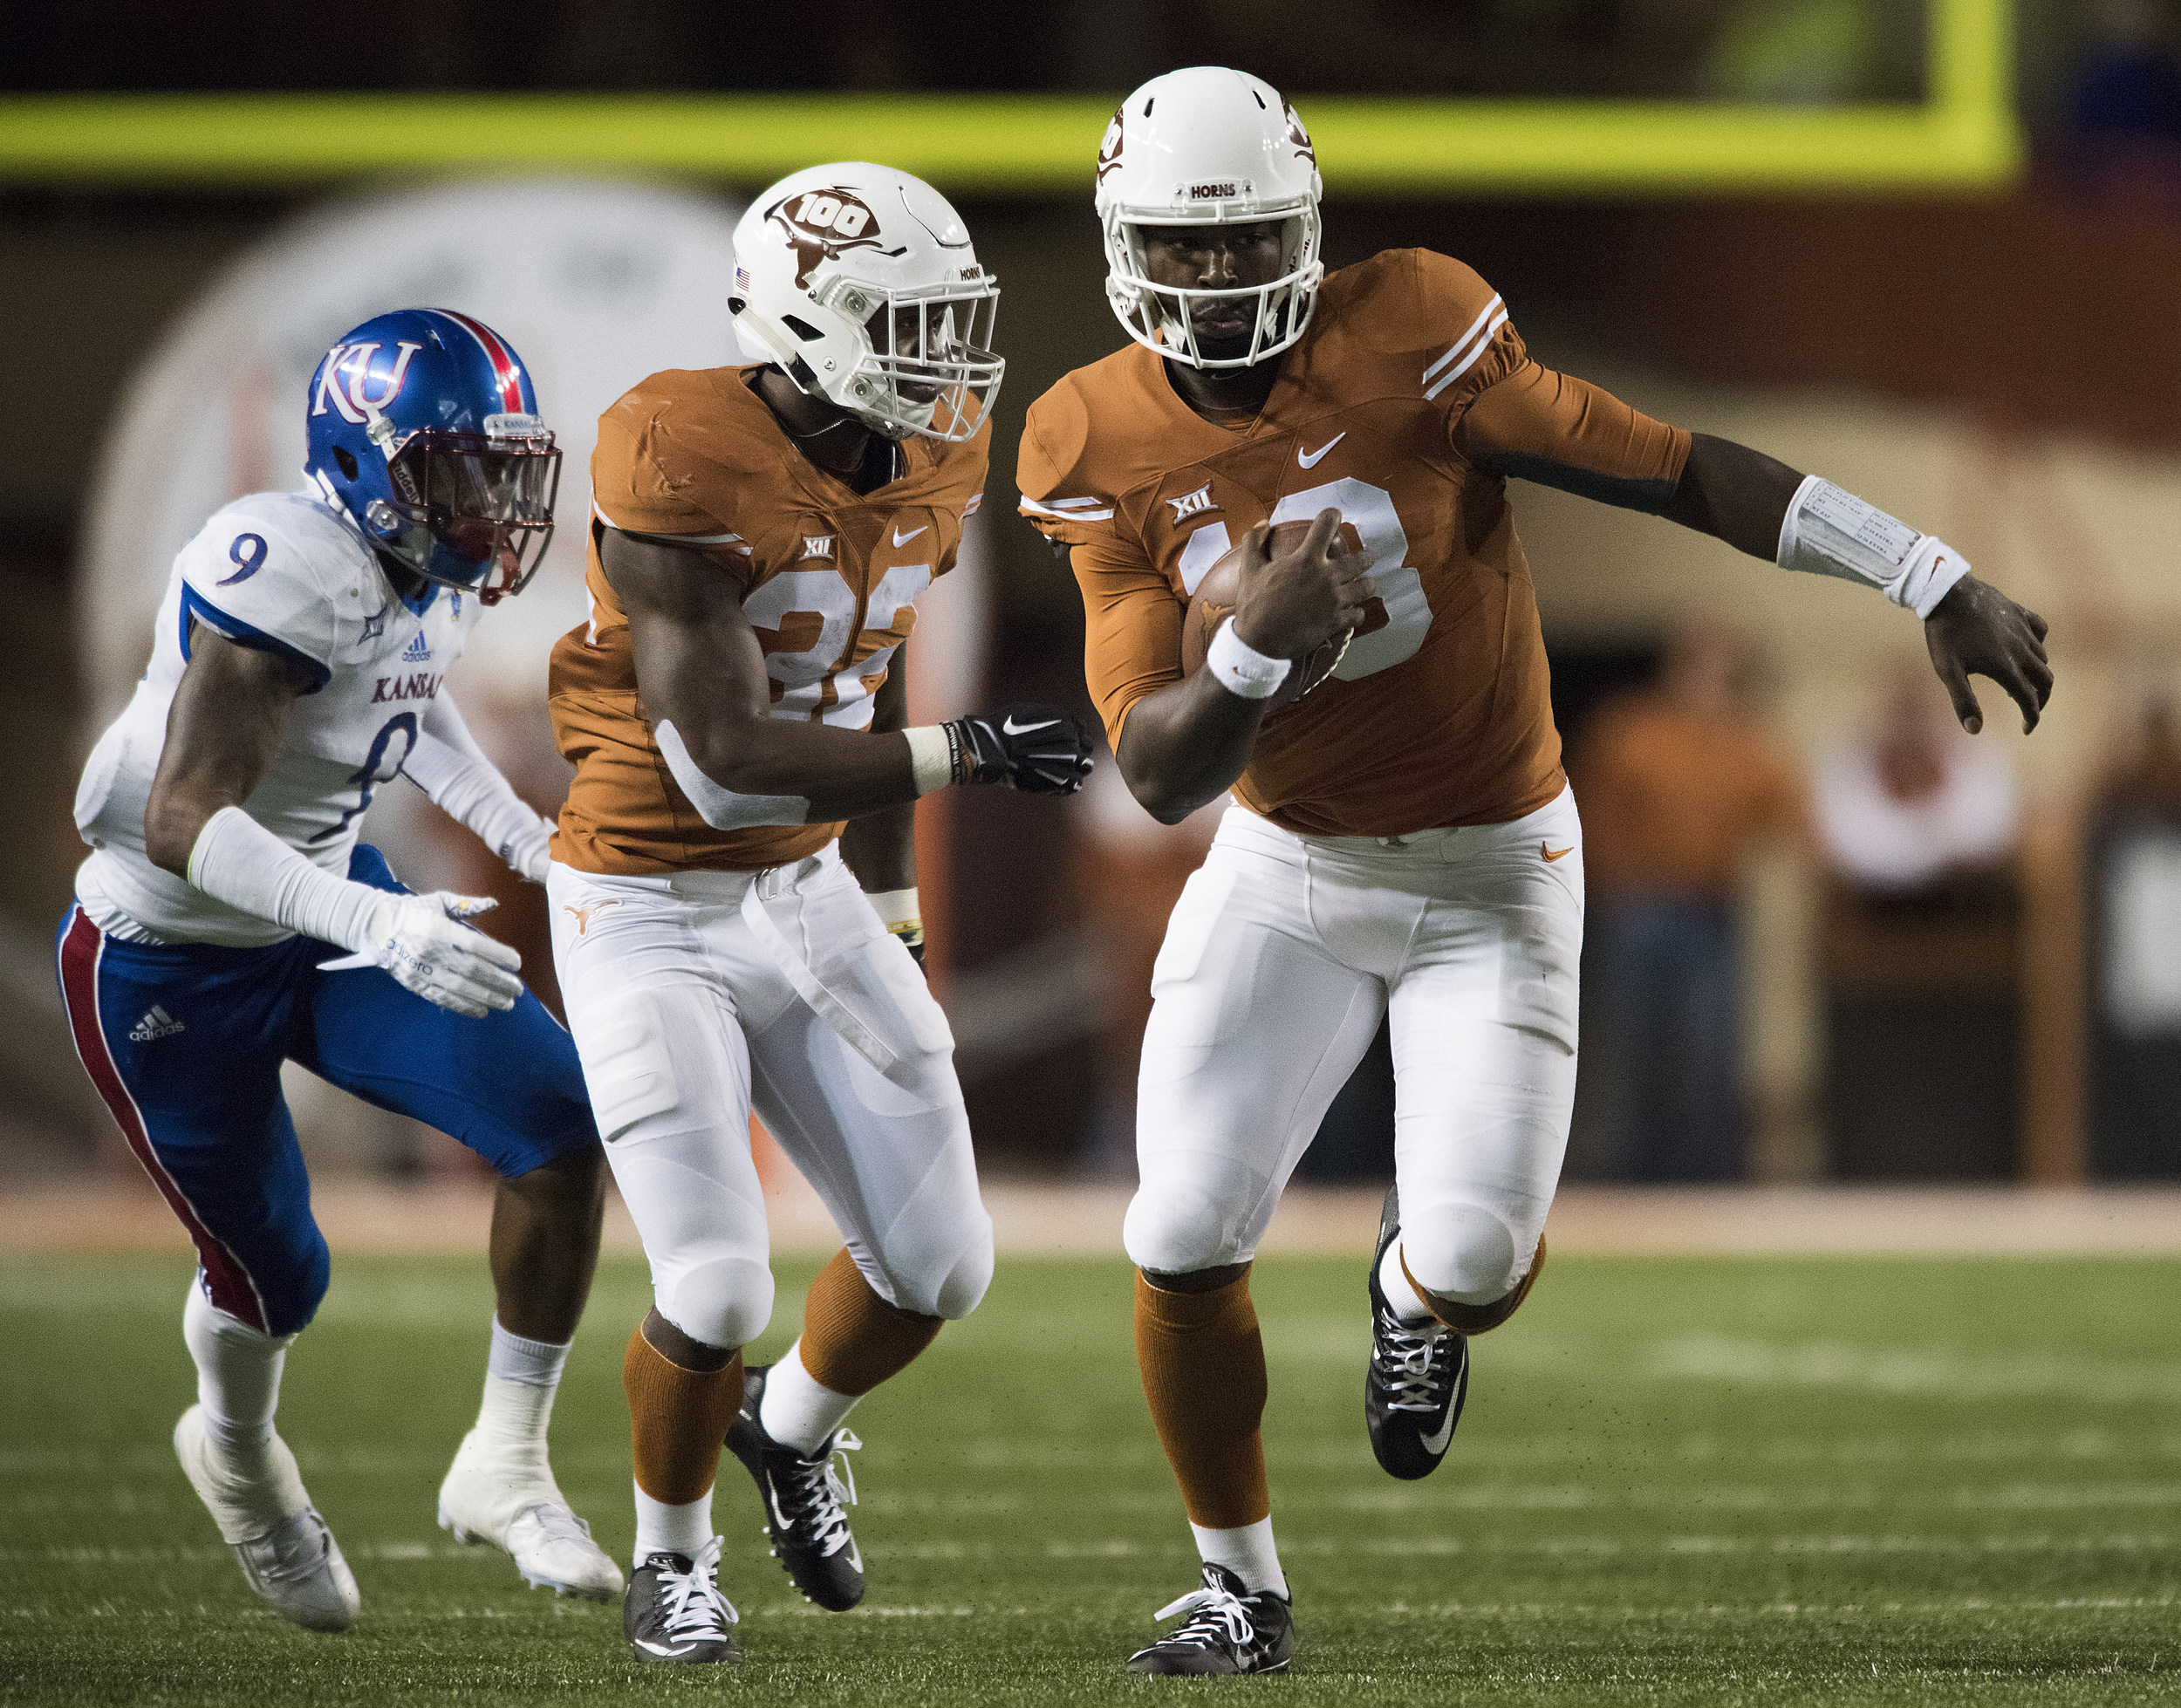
181;1279;292;1467
1377;1241;1443;1329
1193;1517;1289;1600
758;1342;859;1457
472;1319;568;1468
632;1483;714;1568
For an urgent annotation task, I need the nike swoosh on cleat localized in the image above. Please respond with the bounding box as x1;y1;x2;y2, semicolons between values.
1542;842;1574;862
764;1474;794;1534
634;1639;695;1657
1001;715;1059;736
1419;1404;1459;1457
892;525;926;545
1297;432;1345;468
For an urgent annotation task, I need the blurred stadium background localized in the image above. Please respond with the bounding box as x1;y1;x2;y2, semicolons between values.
4;0;2181;1199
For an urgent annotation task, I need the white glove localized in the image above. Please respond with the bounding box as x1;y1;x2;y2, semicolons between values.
318;892;523;1018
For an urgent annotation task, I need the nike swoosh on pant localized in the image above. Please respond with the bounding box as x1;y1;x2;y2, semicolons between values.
1542;843;1574;862
1298;432;1346;468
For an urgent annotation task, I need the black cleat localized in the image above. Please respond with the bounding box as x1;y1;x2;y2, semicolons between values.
623;1537;740;1664
725;1363;865;1611
1365;1183;1469;1480
1125;1563;1295;1676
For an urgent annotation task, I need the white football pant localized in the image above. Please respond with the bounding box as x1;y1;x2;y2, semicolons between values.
1124;788;1584;1305
548;847;993;1349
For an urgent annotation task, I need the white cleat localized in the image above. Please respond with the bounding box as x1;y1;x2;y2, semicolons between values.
173;1405;360;1632
436;1427;624;1601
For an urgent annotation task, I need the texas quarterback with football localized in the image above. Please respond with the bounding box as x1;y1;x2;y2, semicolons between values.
1020;65;2054;1676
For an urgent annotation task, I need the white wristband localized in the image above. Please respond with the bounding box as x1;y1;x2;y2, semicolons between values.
865;886;921;934
1204;618;1293;700
187;806;388;953
904;726;953;796
1776;475;1972;619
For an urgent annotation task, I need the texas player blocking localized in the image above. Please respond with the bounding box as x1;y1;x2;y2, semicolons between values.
548;162;1091;1664
1021;67;2054;1675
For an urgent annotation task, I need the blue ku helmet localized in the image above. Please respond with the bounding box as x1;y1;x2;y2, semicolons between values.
303;308;559;605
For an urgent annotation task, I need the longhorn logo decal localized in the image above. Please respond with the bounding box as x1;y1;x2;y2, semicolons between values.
766;188;895;289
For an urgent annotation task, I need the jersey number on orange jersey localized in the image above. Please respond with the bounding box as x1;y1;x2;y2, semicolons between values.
742;562;930;728
1179;477;1432;682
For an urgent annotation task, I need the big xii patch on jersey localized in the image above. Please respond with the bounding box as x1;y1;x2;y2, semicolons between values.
551;366;988;874
1019;250;1691;839
75;490;480;946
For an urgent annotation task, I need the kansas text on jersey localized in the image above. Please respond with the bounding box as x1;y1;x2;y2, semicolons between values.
76;491;479;945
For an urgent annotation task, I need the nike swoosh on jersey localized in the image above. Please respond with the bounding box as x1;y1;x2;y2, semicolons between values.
892;524;927;546
1542;843;1574;862
1001;715;1060;736
1297;432;1346;468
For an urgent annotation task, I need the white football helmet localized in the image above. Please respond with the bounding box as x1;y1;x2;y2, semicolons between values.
1096;66;1324;370
729;162;1003;441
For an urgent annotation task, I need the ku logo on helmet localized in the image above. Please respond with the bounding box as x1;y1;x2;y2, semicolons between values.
766;188;891;289
312;340;424;425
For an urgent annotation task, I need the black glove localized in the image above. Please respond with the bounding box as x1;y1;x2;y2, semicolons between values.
942;704;1094;796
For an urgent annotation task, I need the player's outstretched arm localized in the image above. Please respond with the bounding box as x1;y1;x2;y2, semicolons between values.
1663;434;2053;734
1461;366;2053;734
605;529;1090;828
144;630;524;1018
1114;512;1370;823
406;694;559;883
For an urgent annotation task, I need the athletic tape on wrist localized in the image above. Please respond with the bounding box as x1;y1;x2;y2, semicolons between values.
903;727;953;796
1776;475;1972;619
1205;618;1293;700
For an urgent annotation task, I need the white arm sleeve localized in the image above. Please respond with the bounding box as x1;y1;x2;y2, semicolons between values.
405;694;556;882
653;719;812;830
1775;476;1972;620
186;806;389;953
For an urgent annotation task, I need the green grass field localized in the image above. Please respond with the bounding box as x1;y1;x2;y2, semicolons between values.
2;1247;2177;1705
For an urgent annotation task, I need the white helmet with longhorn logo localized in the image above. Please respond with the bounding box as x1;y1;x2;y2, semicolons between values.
1096;66;1324;369
729;162;1003;442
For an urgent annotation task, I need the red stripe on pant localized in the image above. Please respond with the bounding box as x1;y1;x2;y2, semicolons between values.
57;908;270;1332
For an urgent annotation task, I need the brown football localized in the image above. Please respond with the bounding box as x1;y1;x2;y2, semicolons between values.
1180;518;1367;710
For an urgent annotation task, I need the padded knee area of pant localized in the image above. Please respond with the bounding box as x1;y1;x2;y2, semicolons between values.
924;1226;994;1321
659;1254;774;1350
1123;1185;1241;1276
1402;1201;1522;1306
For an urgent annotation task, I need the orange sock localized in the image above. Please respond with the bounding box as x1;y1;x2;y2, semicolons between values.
621;1325;745;1503
1133;1268;1271;1529
797;1248;943;1397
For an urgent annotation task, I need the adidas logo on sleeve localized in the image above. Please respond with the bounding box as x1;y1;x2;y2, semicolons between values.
128;1006;185;1043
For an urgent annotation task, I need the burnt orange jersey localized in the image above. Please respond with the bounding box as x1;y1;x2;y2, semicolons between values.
1019;249;1691;838
551;364;988;874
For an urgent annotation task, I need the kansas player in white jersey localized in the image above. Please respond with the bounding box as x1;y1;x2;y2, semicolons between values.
59;310;622;1630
